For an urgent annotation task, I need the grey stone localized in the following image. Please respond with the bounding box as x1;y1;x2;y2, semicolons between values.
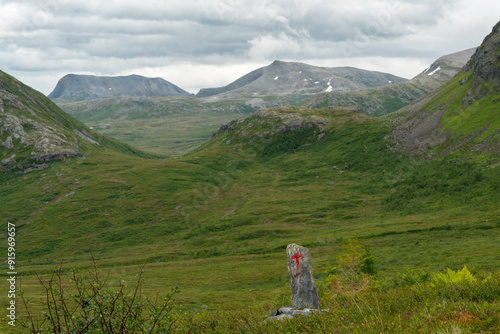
74;130;100;146
265;306;329;322
286;243;319;309
1;154;16;166
2;136;13;149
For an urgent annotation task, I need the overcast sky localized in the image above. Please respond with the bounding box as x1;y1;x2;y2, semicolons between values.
1;0;499;95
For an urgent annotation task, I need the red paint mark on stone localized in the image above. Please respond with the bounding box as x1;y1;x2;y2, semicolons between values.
291;253;302;294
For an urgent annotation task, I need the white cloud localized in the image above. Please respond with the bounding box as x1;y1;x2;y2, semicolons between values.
246;33;302;60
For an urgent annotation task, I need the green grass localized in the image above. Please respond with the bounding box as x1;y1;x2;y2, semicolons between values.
1;104;500;332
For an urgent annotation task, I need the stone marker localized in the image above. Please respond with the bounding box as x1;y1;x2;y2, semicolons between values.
265;244;324;322
286;243;319;309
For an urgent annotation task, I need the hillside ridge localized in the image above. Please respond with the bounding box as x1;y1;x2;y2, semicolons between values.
0;70;159;173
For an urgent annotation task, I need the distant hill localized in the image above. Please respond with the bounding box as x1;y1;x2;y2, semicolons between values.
306;48;476;116
196;60;407;98
48;74;190;103
389;22;500;157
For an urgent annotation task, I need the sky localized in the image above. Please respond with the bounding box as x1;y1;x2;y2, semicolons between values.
1;0;499;95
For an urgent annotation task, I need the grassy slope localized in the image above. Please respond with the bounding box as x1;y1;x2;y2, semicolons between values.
2;102;499;332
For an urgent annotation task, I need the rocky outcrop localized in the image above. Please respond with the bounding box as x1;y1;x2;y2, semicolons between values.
460;21;500;107
212;107;335;140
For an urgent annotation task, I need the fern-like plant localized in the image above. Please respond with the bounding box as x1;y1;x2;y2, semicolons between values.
432;266;476;285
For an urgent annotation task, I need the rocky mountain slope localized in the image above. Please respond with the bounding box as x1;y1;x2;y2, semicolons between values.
48;74;190;103
0;70;158;173
306;48;476;116
389;21;500;157
196;60;407;98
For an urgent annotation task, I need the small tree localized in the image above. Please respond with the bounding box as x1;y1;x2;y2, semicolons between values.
326;236;377;295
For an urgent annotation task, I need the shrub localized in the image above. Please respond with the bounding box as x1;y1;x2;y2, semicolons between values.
325;236;376;295
19;258;178;333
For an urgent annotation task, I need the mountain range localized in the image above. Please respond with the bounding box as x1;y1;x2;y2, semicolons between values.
1;20;499;333
51;52;472;156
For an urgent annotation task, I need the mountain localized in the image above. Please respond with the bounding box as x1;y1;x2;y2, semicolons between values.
305;48;476;116
0;70;159;173
48;74;190;103
196;60;408;98
390;21;500;157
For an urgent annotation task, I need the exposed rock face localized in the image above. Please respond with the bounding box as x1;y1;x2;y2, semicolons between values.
0;113;79;161
460;21;500;107
48;74;190;103
1;135;13;149
286;243;319;309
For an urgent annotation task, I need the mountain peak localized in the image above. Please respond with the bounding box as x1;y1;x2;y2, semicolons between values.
271;60;286;66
